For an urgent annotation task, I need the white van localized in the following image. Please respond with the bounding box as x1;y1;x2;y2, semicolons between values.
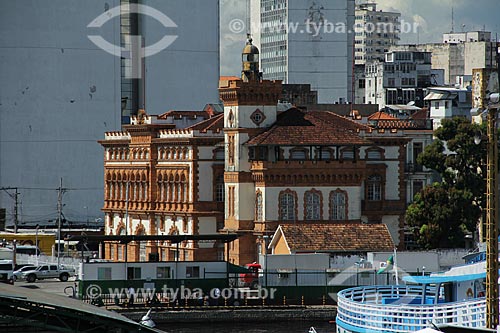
0;259;14;284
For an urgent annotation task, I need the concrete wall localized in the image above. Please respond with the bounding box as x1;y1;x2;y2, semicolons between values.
287;0;354;103
266;253;330;270
368;251;440;273
142;0;220;113
0;0;122;227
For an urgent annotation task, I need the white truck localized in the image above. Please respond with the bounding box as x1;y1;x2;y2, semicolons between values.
23;264;75;282
0;259;14;284
0;247;15;284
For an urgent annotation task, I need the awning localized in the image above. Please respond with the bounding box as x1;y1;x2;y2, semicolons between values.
227;263;251;274
424;92;447;100
403;272;486;284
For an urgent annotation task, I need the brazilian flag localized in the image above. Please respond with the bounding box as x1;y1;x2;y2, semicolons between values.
377;255;394;274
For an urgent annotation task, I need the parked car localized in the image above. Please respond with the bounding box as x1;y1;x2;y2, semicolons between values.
13;265;38;281
22;264;75;283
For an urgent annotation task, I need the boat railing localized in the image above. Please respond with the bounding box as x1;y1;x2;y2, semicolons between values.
337;285;485;332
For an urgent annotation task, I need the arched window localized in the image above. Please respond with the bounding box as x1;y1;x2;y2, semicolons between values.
330;190;347;220
181;174;188;202
279;190;296;221
342;149;355;160
167;174;174;202
320;149;332;160
367;175;382;201
290;149;307;160
304;190;321;220
175;174;181;202
214;148;225;160
366;149;382;160
255;191;263;221
215;174;225;202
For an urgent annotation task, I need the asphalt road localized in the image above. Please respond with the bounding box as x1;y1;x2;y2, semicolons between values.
13;277;78;298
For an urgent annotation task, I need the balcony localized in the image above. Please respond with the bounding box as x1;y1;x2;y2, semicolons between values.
405;163;423;173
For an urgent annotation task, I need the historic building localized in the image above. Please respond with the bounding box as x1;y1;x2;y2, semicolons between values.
219;37;409;265
99;37;426;264
100;109;226;262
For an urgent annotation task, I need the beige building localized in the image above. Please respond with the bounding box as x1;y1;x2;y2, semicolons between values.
394;31;497;85
355;2;400;65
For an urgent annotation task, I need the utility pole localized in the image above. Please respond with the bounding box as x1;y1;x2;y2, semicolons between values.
485;52;500;329
14;189;18;234
57;178;65;268
1;187;19;233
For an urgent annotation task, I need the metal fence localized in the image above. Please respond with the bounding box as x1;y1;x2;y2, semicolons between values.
16;254;81;275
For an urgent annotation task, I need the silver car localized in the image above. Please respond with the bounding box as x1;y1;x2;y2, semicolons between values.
13;265;38;281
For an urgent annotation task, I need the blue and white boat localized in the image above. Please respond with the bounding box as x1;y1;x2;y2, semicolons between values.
336;260;488;332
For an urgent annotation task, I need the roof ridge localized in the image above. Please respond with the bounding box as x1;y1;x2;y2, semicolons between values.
318;111;372;130
185;113;224;131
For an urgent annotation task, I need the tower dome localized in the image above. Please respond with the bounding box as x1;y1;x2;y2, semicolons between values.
241;34;261;82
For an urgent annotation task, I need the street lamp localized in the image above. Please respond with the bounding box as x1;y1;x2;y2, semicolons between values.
263;235;270;287
83;206;89;224
35;224;39;266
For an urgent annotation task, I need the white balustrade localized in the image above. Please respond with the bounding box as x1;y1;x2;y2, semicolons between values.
337;285;486;332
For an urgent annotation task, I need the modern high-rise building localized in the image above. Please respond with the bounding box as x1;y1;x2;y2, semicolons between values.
354;2;400;65
250;0;355;103
0;0;219;228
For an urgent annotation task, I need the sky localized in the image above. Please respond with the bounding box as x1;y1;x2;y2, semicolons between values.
220;0;500;76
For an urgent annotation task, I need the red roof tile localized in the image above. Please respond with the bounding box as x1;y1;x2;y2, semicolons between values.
220;76;241;82
158;110;216;119
410;108;429;120
246;108;372;146
185;113;224;132
368;111;398;121
278;223;395;253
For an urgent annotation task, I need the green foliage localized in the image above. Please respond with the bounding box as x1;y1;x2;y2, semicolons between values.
407;117;486;249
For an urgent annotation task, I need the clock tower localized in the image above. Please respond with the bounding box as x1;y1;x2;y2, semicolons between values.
219;36;282;264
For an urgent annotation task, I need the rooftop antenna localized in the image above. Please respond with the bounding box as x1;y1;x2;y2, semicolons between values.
246;0;251;35
451;3;455;33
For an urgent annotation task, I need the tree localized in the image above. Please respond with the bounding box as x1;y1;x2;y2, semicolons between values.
406;117;486;248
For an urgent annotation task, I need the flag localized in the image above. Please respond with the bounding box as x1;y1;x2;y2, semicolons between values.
377;255;394;274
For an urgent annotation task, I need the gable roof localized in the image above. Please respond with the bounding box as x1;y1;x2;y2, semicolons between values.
158;110;215;119
367;111;398;121
246;108;372;146
274;223;395;253
185;113;224;132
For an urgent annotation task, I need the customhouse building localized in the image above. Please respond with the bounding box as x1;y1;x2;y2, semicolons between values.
220;38;407;265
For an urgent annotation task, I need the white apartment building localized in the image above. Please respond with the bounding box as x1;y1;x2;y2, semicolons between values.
443;31;492;44
425;87;472;128
354;2;400;65
250;0;355;103
365;50;436;107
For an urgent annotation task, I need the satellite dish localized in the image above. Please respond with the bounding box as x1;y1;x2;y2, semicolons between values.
407;101;415;106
